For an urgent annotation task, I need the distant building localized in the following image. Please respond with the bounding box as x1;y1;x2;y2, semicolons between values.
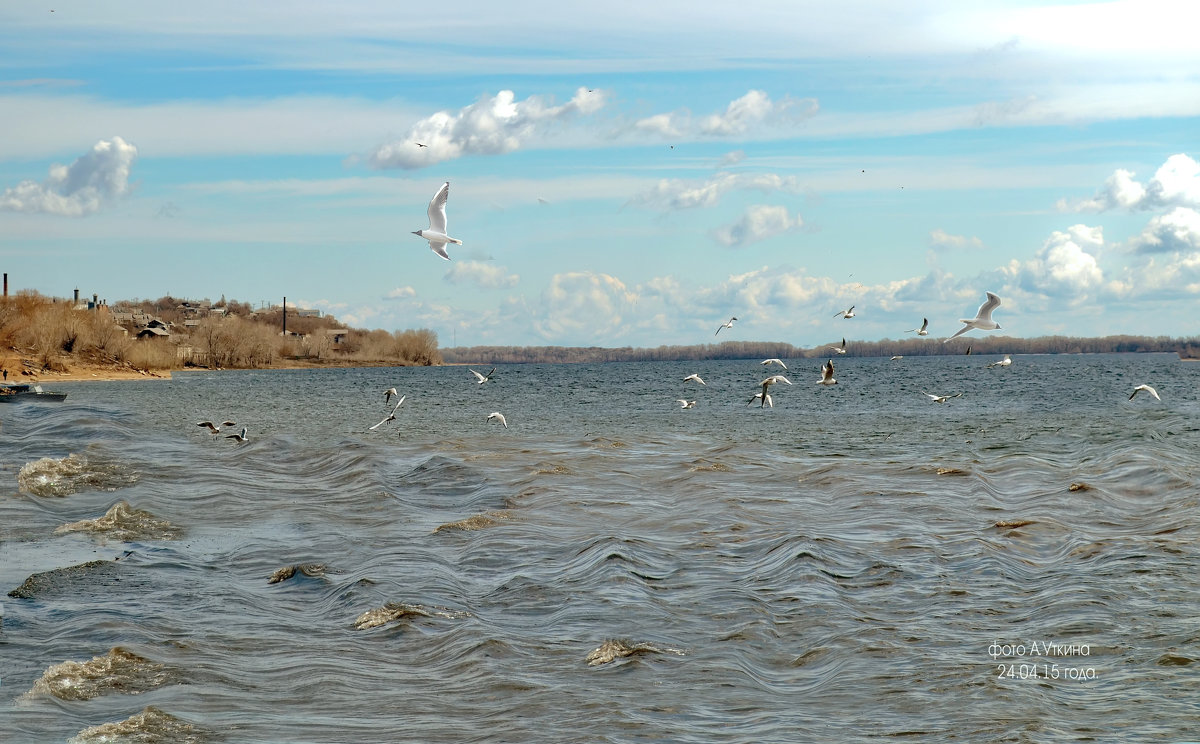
325;328;350;344
137;326;171;340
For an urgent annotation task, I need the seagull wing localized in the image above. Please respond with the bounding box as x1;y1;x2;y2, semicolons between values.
368;414;395;431
428;240;450;260
427;181;450;233
471;368;486;382
197;421;218;433
943;323;972;342
974;291;1001;322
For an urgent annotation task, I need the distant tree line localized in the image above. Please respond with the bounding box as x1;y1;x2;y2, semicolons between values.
442;335;1199;364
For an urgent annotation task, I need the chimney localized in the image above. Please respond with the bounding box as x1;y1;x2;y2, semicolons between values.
3;273;7;297
74;288;80;303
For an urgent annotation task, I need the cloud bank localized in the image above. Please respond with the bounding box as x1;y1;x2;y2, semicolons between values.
0;136;137;216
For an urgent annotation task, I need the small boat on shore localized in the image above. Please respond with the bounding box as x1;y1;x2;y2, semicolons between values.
0;383;68;402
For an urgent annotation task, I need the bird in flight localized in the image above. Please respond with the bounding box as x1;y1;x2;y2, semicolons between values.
834;305;856;319
715;317;737;335
945;291;1001;342
197;420;236;435
753;374;791;407
412;181;462;261
987;355;1012;369
907;318;929;336
683;373;706;386
226;426;249;442
761;358;788;370
369;396;405;430
415;142;428;148
1129;384;1160;401
922;391;962;404
677;399;697;409
817;359;837;386
470;368;496;384
829;337;847;355
747;392;773;408
384;387;399;405
487;411;508;429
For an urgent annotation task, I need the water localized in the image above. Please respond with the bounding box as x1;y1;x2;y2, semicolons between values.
1;354;1198;742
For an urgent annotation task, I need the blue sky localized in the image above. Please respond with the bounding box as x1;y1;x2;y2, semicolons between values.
1;1;1198;348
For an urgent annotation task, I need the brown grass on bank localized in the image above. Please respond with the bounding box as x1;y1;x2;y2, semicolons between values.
0;291;442;380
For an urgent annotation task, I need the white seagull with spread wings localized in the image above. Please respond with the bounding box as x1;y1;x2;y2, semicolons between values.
945;292;1001;342
412;181;462;260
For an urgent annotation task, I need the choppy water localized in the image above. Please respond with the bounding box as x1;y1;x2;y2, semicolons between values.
1;354;1198;743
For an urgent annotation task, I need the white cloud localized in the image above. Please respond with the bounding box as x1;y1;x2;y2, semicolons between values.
929;229;985;251
532;271;638;342
1130;207;1200;254
1060;153;1200;212
385;286;416;300
0;136;137;216
1004;224;1104;300
717;150;746;168
443;260;519;289
632;172;799;211
712;205;802;247
366;88;606;169
631;90;818;141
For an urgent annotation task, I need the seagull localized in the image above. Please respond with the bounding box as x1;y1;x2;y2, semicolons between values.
683;373;706;385
761;358;788;370
470;367;496;384
369;396;405;430
987;355;1012;369
1129;384;1161;401
834;305;856;319
226;426;249;442
486;411;508;429
415;142;428;148
753;374;791;407
945;291;1001;342
907;318;929;336
384;387;399;404
922;391;962;404
829;337;847;355
715;317;737;335
817;359;837;386
676;399;697;409
891;355;903;361
412;181;462;261
747;392;773;408
197;420;236;434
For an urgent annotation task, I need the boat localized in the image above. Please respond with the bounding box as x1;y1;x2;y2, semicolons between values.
0;383;68;402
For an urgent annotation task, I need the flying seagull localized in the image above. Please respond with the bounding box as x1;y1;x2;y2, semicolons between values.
683;373;706;386
761;358;788;369
945;291;1001;342
412;181;462;261
817;359;837;386
384;387;399;405
987;355;1012;369
747;392;773;408
715;317;738;335
415;142;427;148
197;420;236;434
834;305;856;319
922;391;962;404
369;396;405;430
486;411;508;429
226;426;249;442
829;337;847;355
907;318;929;336
1129;384;1161;401
470;368;496;384
753;374;791;407
890;355;903;361
677;399;697;409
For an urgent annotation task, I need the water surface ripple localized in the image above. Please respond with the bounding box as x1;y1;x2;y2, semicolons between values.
1;355;1197;742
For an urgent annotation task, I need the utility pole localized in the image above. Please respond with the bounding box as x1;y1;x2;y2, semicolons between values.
282;296;287;336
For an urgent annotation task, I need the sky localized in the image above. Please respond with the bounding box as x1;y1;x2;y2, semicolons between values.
1;1;1198;349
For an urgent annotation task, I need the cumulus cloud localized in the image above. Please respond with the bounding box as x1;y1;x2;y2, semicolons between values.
366;88;606;169
1004;224;1104;299
0;136;137;216
929;229;985;251
1060;153;1200;212
443;260;519;289
712;205;802;247
631;90;818;141
385;286;417;300
632;172;799;211
1130;207;1200;254
532;271;638;342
